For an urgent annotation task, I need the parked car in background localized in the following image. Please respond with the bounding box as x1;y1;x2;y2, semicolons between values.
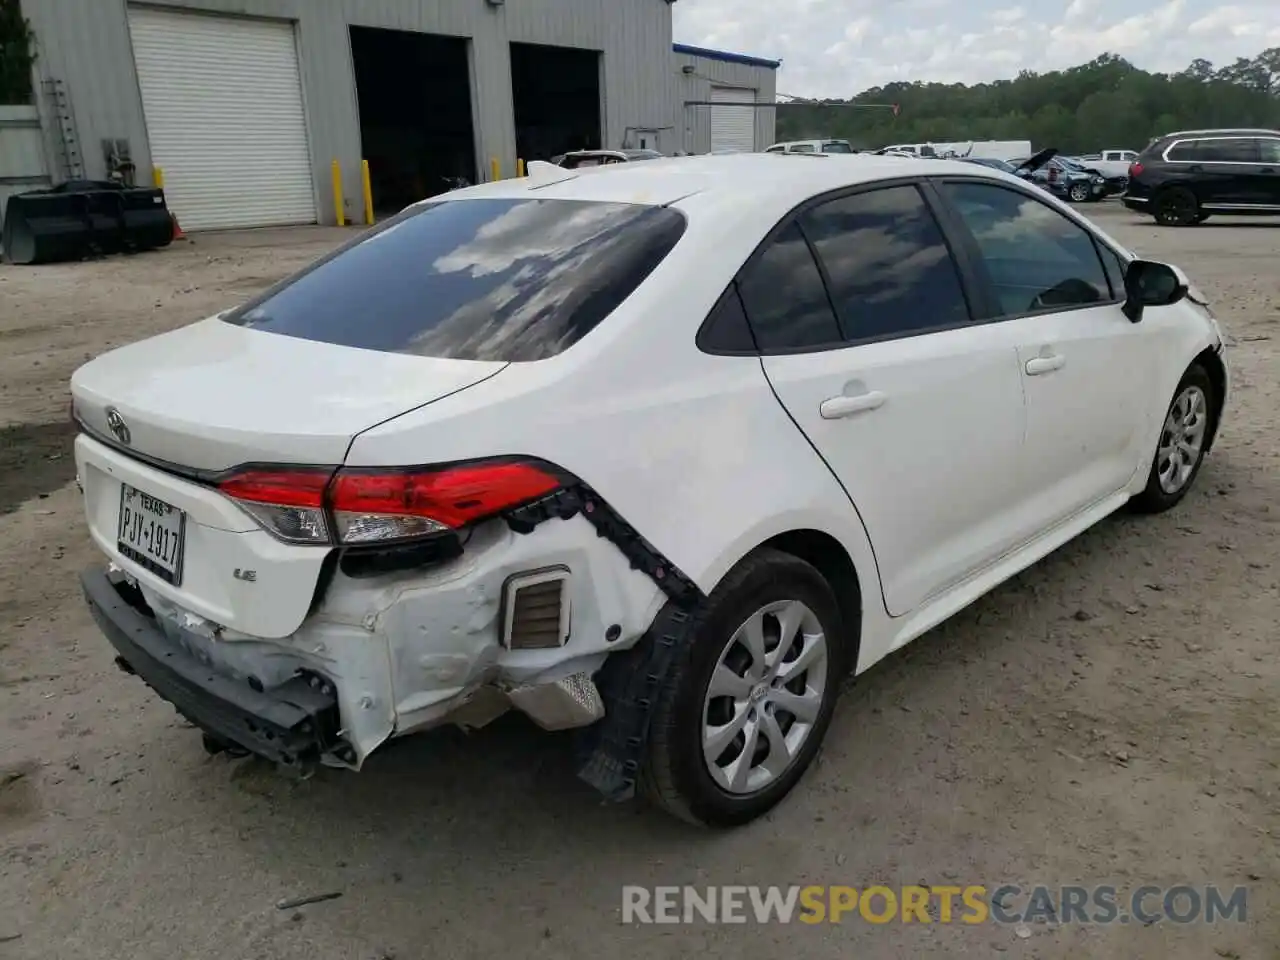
1067;156;1129;196
959;154;1056;196
1073;153;1133;179
1011;154;1106;203
1123;128;1280;226
1101;148;1139;165
874;143;938;157
553;149;664;168
764;140;855;155
71;153;1227;828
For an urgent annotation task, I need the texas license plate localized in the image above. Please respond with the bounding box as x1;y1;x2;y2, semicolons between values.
117;483;186;585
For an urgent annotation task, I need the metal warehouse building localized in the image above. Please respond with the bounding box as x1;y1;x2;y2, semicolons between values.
16;0;778;230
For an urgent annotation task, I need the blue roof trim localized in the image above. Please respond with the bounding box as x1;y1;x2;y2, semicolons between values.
673;43;781;70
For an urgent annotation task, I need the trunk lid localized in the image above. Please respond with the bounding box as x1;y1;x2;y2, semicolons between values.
71;318;507;471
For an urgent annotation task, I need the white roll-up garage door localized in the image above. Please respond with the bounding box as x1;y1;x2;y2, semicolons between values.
128;8;317;230
710;86;757;153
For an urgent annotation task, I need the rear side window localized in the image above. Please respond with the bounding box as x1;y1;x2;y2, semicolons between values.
697;284;757;354
791;144;816;153
822;141;854;154
799;185;970;341
223;198;687;362
737;222;842;350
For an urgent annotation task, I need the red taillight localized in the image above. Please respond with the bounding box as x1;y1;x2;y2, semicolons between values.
218;468;334;544
1048;166;1058;181
219;469;330;508
217;460;563;546
1129;161;1143;177
331;462;561;530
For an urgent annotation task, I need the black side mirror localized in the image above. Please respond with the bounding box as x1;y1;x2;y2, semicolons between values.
1122;259;1187;323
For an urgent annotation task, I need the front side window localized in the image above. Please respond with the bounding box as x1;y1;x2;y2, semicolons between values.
939;181;1112;316
736;222;842;350
799;185;970;341
821;141;854;154
1095;243;1129;300
223;198;687;361
791;144;816;153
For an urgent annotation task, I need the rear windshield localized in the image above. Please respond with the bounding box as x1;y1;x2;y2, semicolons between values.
222;198;687;362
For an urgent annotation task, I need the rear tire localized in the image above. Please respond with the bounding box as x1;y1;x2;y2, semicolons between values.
1154;187;1200;226
642;548;849;827
1129;363;1216;514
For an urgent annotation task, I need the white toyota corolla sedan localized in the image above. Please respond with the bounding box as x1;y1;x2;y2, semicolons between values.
71;153;1227;827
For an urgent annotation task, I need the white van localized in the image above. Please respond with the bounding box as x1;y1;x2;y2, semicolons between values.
764;139;855;155
876;143;938;158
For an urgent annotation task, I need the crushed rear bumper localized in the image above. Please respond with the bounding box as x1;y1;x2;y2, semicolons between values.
81;567;342;767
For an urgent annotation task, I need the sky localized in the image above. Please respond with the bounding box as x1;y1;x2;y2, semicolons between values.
671;0;1280;99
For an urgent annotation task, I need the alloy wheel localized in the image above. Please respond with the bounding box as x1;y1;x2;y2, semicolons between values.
1157;384;1208;494
1156;190;1197;226
701;599;829;795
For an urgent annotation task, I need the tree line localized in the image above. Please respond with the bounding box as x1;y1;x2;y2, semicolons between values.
0;0;35;105
775;50;1280;153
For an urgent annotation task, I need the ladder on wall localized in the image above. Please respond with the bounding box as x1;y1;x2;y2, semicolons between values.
42;78;85;182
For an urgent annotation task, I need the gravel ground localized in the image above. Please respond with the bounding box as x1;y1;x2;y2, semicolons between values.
0;205;1277;960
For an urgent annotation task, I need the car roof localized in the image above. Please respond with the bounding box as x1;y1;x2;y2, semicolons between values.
1159;128;1280;138
443;152;1011;211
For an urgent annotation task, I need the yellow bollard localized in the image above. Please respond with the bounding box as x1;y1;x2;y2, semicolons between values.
152;166;164;189
361;159;374;225
490;156;501;181
331;159;345;226
517;158;526;178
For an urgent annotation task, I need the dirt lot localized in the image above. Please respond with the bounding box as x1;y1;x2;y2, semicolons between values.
0;206;1277;959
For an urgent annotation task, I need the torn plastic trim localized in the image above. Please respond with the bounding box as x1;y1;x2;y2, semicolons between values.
572;598;700;801
503;483;705;610
502;483;708;802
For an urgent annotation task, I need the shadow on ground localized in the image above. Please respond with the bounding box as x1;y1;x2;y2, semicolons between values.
0;421;78;514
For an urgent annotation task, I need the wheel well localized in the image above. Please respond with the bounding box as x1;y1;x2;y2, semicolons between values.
758;529;862;667
1195;346;1227;452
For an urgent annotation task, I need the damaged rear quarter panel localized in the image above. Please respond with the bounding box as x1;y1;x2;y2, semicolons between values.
319;515;663;736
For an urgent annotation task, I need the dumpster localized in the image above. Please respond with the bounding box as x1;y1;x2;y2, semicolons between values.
2;181;173;265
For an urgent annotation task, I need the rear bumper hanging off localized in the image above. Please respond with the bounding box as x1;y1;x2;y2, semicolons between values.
81;568;342;767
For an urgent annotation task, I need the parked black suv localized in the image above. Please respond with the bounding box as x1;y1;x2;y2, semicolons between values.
1123;128;1280;225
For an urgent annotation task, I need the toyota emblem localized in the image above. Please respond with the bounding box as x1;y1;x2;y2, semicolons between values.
104;407;131;446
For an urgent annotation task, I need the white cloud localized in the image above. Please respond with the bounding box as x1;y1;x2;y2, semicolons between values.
672;0;1280;97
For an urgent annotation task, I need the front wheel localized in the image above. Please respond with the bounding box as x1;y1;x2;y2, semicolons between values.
1129;363;1217;513
642;549;849;827
1068;183;1090;202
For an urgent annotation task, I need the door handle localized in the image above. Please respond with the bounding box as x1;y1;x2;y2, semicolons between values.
820;391;886;419
1025;354;1065;376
